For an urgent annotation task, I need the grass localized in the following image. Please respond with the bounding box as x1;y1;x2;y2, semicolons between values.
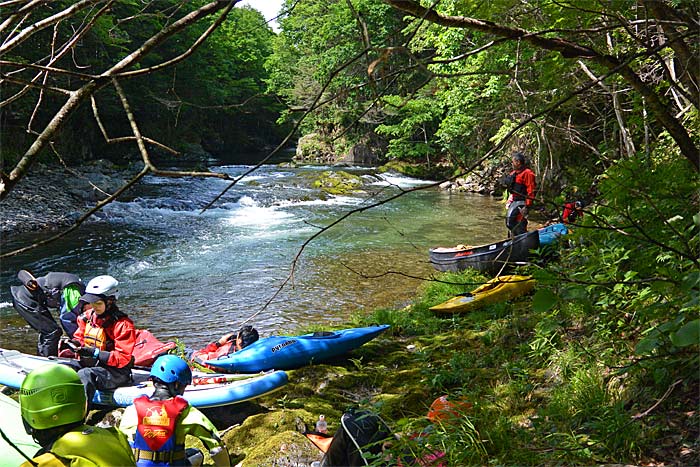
219;267;698;466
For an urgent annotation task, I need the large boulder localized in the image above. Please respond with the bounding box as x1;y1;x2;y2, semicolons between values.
338;143;378;166
295;133;335;164
312;170;363;195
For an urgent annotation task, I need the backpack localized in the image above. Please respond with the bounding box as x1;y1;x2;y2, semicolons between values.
321;409;393;467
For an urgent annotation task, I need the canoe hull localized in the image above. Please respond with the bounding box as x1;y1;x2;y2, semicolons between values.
0;349;288;409
205;324;390;373
429;230;540;274
430;275;535;314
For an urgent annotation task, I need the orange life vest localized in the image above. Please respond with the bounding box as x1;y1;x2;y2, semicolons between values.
83;318;109;350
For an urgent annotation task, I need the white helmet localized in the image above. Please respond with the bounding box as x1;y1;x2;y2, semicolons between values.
85;275;119;299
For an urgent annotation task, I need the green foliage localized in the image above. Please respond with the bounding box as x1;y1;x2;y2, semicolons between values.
1;1;283;163
376;94;444;162
268;0;413;139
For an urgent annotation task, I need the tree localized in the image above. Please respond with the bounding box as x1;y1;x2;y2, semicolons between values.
0;0;256;203
383;0;699;170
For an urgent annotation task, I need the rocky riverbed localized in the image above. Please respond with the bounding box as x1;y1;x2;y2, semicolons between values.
1;160;133;235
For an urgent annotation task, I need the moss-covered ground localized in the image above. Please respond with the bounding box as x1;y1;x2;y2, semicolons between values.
210;267;698;466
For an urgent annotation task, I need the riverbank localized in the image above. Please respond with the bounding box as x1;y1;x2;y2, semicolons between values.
212;266;697;466
1;160;132;235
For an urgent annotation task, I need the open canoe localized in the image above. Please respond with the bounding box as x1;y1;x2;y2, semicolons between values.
429;230;540;274
0;348;288;409
429;275;535;314
205;324;390;373
0;392;41;465
538;223;568;245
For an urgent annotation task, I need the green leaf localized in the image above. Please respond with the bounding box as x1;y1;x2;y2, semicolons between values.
532;289;558;313
635;335;660;355
681;271;700;292
670;320;700;347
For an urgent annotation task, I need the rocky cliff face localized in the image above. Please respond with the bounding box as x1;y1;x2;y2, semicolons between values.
294;133;380;167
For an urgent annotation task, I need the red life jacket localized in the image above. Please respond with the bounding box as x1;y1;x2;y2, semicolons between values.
132;329;177;367
190;341;234;367
134;395;189;452
508;168;534;202
562;202;583;224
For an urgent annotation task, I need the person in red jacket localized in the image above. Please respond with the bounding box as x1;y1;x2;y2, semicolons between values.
505;152;536;236
68;275;135;409
189;325;258;367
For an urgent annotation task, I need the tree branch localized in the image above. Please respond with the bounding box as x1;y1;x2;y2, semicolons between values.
383;0;699;170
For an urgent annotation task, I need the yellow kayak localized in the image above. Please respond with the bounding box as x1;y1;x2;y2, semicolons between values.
430;275;535;314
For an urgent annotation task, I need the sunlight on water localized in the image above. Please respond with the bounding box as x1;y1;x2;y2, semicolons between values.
0;166;504;350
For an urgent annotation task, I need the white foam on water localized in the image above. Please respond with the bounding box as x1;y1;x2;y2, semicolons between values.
223;195;295;228
371;172;436;188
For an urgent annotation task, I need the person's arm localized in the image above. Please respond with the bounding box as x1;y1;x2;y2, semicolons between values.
73;313;87;344
217;332;235;346
524;170;536;206
180;406;231;466
100;318;136;368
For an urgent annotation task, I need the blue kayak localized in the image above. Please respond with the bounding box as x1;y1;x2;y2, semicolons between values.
538;223;568;245
204;324;390;373
0;348;288;409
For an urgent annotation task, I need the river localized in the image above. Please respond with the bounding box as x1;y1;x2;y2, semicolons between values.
0;164;504;352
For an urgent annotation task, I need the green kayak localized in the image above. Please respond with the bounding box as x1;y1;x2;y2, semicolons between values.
0;392;40;465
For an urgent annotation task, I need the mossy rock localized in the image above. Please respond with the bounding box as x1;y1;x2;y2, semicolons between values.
373;389;432;419
312;170;363;195
378;160;452;180
223;409;324;466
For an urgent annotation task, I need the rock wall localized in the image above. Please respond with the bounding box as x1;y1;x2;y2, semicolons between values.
438;162;511;197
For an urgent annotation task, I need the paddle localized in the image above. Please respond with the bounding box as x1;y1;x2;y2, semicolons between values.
131;373;262;387
191;373;262;386
0;427;37;466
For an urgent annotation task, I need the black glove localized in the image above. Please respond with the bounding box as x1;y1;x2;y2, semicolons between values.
65;339;81;352
77;346;98;359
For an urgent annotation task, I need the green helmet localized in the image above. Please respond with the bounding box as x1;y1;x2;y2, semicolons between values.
20;364;87;430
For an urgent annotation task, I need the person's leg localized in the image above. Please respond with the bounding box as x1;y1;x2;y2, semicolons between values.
39;325;62;357
505;201;524;236
77;366;130;408
13;301;61;357
78;367;104;407
512;217;527;236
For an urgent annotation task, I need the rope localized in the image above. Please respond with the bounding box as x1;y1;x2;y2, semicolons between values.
0;426;38;466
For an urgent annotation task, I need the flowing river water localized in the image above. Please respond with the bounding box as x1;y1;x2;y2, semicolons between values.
0;164;504;352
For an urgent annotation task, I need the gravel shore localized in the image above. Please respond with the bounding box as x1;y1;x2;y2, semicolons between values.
1;161;131;236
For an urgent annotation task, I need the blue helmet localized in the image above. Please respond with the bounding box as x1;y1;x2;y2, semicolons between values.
150;355;192;386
